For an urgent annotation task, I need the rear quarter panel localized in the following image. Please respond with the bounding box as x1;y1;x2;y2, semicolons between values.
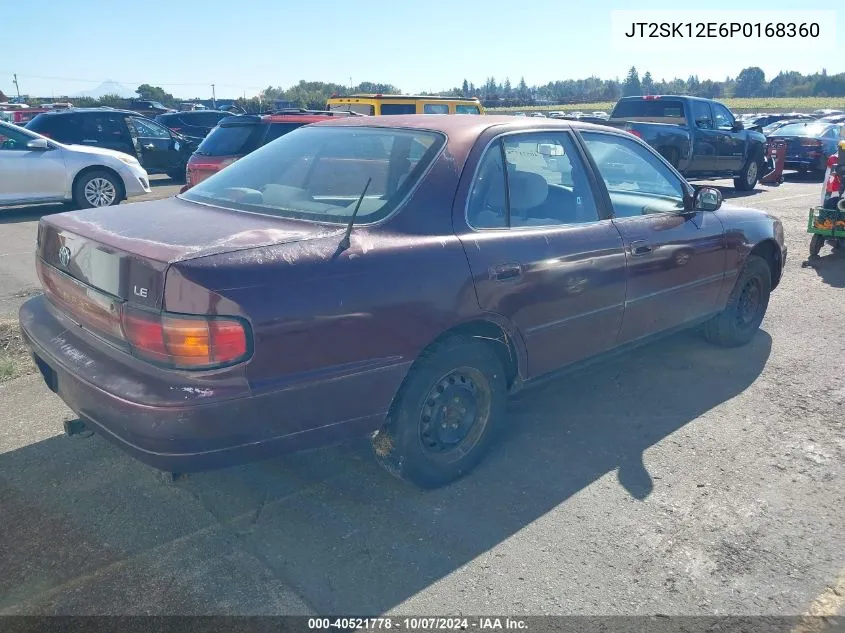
163;149;482;427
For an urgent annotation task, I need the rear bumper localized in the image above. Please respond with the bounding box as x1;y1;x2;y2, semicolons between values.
18;295;409;472
785;156;826;171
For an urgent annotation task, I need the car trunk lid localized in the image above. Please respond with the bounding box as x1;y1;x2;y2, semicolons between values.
774;136;807;156
37;196;341;313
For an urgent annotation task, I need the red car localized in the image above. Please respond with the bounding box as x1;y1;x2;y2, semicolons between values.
181;110;360;190
20;116;786;488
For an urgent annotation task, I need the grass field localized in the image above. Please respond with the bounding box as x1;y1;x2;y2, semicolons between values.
488;97;845;114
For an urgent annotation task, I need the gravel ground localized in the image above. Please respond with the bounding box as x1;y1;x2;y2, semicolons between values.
0;173;842;618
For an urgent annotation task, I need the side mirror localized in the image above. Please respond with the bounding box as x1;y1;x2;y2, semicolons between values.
694;186;722;211
731;120;744;131
26;138;50;151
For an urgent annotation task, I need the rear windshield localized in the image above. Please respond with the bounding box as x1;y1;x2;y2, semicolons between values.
770;122;834;137
329;103;375;115
195;123;266;156
612;99;685;118
181;126;445;224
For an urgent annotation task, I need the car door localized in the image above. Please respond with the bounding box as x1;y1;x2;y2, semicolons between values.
0;125;67;203
80;112;136;157
578;130;727;344
128;116;178;171
688;100;720;173
455;130;628;379
712;102;745;173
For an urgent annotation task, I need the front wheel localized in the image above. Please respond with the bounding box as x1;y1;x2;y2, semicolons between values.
703;255;771;347
733;154;761;191
372;336;507;488
73;170;122;209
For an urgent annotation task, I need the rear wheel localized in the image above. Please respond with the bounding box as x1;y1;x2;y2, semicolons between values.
733;153;761;191
809;234;825;259
703;255;771;347
658;147;679;169
372;336;507;488
73;170;122;209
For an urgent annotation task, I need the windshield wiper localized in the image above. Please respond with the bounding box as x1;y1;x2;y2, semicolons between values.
334;177;372;257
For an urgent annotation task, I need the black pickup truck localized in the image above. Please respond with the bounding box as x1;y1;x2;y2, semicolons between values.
601;96;767;191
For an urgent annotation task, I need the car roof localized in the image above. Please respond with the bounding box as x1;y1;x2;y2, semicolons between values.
217;112;346;126
34;108;139;116
310;114;622;160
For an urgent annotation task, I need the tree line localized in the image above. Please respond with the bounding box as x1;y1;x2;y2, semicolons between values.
18;67;845;111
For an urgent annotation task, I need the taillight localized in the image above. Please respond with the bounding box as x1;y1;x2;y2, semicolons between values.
38;259;251;369
627;128;643;139
122;308;250;369
642;95;660;100
827;154;838;168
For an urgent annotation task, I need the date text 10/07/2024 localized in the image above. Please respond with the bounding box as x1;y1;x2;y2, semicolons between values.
624;22;821;38
308;617;529;630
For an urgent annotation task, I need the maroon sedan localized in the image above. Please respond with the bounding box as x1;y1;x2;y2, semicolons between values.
19;115;786;488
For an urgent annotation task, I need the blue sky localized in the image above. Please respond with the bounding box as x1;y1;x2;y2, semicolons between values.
2;0;842;100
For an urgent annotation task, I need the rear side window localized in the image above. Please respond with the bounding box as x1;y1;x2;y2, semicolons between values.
380;104;416;115
691;101;713;129
27;113;75;140
611;99;685;119
196;123;266;156
263;122;307;144
423;103;450;114
456;104;481;114
82;114;127;141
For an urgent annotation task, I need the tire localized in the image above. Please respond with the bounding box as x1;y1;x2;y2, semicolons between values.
703;255;771;347
371;336;507;488
809;234;825;259
658;147;679;169
167;168;187;183
733;152;761;191
72;170;122;209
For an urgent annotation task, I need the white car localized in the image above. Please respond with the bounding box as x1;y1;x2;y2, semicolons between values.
0;121;151;209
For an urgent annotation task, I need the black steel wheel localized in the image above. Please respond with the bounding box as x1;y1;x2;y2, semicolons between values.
372;336;507;488
703;255;771;347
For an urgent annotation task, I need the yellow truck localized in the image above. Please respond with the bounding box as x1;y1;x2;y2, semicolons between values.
326;94;485;116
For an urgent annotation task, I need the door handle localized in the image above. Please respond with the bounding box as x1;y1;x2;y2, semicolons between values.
489;262;523;281
630;240;652;256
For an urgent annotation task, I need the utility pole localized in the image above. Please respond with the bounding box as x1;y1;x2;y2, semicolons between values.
12;73;21;100
211;84;216;109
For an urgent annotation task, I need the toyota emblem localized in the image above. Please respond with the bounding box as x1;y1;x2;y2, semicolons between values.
58;246;71;268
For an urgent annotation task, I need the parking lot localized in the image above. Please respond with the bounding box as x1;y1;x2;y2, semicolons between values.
0;173;843;616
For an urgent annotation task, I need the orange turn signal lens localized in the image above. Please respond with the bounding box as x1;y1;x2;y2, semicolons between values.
122;308;249;369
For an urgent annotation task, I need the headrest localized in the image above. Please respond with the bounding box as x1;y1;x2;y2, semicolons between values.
507;171;548;210
485;170;548;211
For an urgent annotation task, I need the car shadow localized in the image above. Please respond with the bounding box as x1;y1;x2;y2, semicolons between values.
0;329;773;614
0;203;67;225
803;250;845;288
150;177;180;188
